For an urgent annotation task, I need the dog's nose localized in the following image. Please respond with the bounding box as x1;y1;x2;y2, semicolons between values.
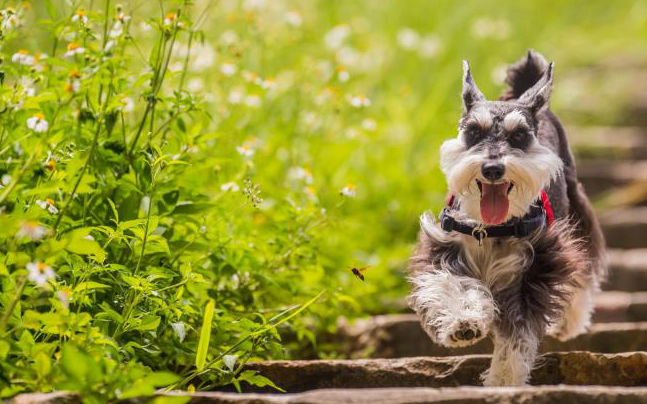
481;163;505;181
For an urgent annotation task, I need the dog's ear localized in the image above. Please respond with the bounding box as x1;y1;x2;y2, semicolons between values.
462;60;485;111
517;61;554;113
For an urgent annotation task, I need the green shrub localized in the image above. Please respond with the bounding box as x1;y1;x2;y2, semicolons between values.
0;1;362;400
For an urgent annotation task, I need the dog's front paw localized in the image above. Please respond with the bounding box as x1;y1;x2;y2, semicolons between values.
437;319;488;348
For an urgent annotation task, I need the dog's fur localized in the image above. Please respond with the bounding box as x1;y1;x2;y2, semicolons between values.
408;50;606;386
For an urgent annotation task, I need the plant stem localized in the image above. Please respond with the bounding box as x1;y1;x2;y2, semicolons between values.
0;278;26;335
53;116;112;232
134;193;153;275
178;30;194;91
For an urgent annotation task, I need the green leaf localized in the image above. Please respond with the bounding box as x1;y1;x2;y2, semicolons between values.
44;0;57;18
134;315;161;331
60;344;93;383
171;202;216;215
195;299;215;371
237;370;285;392
64;228;107;263
143;371;180;387
259;290;326;333
74;282;110;293
34;351;52;378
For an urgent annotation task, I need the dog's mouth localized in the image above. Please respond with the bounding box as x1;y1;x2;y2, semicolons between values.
476;180;513;225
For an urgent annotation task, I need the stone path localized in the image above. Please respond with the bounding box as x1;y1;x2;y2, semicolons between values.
11;78;647;404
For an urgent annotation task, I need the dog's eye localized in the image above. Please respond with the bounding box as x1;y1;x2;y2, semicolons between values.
507;129;529;148
464;125;485;146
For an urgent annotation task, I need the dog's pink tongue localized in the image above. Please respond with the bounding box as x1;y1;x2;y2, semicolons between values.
480;182;510;225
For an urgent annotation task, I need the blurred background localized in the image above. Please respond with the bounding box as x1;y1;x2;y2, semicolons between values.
19;0;647;356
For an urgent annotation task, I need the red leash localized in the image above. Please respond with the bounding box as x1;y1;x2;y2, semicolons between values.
540;190;554;226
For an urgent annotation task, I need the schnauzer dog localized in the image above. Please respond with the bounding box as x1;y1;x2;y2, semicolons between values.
408;50;606;386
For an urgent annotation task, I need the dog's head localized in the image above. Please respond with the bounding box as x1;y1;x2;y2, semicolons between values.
440;57;563;225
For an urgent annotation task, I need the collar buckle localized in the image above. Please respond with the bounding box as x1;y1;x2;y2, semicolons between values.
472;224;488;246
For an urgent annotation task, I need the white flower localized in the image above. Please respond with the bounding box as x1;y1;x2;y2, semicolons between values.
242;0;266;11
228;88;245;104
139;21;152;31
346;128;359;139
220;62;237;76
44;151;58;171
36;198;58;214
348;94;371;108
104;40;116;52
192;44;215;70
64;43;85;57
324;24;351;50
287;167;313;184
337;68;350;82
57;289;71;309
284;11;302;27
71;11;88;24
19;76;36;97
17;221;47;240
491;63;508;85
66;79;81;93
163;12;177;26
32;53;47;72
120;97;135;113
168;61;183;72
362;118;377;131
187;78;204;92
1;174;11;186
27;262;56;287
221;181;239;192
244;95;261;108
12;50;35;66
418;34;442;59
304;186;317;201
2;14;21;30
109;20;124;38
236;144;255;157
340;183;357;198
396;27;420;50
220;30;238;46
171;322;186;342
27;114;48;132
260;78;276;90
471;17;510;40
116;12;131;23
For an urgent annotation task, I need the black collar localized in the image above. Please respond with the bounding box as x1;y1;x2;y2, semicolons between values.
439;203;546;245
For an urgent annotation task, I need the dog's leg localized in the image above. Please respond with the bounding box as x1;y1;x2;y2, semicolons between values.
409;270;495;348
482;328;540;386
548;278;597;341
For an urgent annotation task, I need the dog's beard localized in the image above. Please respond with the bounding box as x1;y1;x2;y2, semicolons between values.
440;136;562;223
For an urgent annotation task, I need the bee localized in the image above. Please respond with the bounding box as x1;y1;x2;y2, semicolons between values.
350;266;370;281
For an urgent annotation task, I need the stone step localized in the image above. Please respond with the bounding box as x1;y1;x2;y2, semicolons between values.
239;352;647;392
569;125;647;160
601;208;647;249
606;249;647;291
593;292;647;322
13;387;647;404
337;315;647;358
577;160;647;196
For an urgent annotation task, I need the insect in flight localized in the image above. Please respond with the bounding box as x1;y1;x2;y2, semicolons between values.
350;266;370;281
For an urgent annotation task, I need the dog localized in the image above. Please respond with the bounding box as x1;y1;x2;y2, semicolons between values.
407;50;606;386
